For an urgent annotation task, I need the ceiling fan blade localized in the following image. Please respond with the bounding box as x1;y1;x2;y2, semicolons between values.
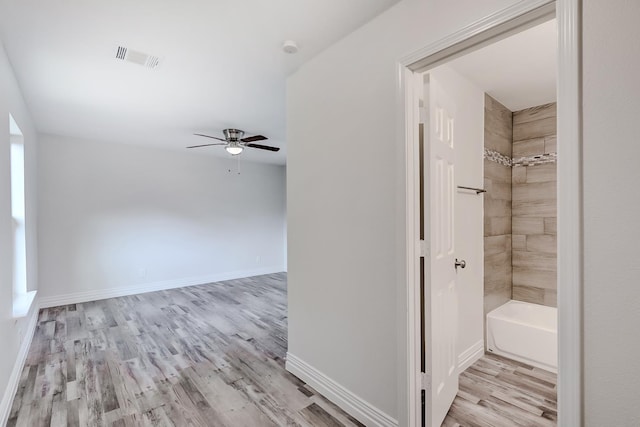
186;143;227;149
245;143;280;152
241;135;268;143
194;133;227;142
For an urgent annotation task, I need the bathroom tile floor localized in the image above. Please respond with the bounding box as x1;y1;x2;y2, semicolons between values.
443;353;557;427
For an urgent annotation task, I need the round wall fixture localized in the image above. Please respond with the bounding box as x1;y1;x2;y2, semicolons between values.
282;40;298;54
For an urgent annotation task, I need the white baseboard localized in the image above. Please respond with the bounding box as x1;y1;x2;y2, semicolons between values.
285;352;398;427
458;339;485;373
39;267;285;308
0;300;40;426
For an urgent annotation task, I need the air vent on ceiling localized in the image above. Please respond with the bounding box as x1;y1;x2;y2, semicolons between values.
114;45;161;69
116;46;127;60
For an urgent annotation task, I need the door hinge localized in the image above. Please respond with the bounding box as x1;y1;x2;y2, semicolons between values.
418;240;426;258
421;372;431;390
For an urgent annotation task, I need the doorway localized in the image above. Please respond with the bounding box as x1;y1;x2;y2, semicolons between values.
399;1;582;426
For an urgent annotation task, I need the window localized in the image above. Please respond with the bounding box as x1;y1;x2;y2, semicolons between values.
10;114;35;317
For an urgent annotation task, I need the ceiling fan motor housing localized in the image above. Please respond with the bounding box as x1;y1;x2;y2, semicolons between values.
223;128;245;142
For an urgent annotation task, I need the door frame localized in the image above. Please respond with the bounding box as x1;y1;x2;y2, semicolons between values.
398;0;582;426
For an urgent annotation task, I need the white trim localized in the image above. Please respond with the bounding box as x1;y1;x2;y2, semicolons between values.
39;267;284;308
398;63;422;427
402;0;556;72
12;290;36;318
0;300;39;426
399;1;582;426
457;340;484;374
285;352;398;427
557;0;583;424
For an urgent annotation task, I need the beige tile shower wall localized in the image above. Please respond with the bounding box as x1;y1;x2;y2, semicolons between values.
484;95;513;317
512;103;557;307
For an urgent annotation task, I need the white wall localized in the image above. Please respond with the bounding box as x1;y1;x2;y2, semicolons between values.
428;66;485;372
583;0;640;425
286;0;519;424
283;166;288;272
0;42;39;422
38;134;286;303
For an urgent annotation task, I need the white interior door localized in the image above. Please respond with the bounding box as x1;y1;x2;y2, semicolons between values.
424;73;459;427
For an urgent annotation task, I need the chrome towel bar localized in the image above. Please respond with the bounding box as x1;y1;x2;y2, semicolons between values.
457;185;487;194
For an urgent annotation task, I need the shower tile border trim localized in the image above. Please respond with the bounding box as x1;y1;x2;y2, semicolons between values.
513;152;557;167
484;148;557;168
484;148;512;167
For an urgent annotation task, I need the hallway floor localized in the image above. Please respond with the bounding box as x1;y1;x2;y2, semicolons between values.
443;353;557;427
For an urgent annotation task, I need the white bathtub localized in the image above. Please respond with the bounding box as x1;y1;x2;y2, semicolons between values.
486;300;557;373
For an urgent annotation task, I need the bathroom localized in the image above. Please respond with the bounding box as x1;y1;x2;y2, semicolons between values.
417;17;559;426
453;18;557;425
484;94;558;374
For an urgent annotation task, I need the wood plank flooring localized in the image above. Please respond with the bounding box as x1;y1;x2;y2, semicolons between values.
443;353;557;427
7;273;364;427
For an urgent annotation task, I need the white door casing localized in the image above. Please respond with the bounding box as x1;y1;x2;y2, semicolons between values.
424;73;459;427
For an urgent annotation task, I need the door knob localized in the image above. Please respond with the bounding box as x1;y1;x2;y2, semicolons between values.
455;259;466;270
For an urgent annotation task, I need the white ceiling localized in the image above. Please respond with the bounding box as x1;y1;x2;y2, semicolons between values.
448;19;557;112
0;0;401;165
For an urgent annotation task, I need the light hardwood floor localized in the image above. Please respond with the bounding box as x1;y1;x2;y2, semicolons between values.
7;273;364;427
443;353;557;427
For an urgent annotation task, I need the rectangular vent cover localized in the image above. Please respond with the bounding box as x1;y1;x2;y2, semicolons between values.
116;46;127;60
114;46;161;69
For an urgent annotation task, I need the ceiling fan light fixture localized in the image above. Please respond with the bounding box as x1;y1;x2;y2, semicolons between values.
189;129;278;153
225;142;243;155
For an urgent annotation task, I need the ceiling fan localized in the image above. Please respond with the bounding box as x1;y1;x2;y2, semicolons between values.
187;129;280;155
